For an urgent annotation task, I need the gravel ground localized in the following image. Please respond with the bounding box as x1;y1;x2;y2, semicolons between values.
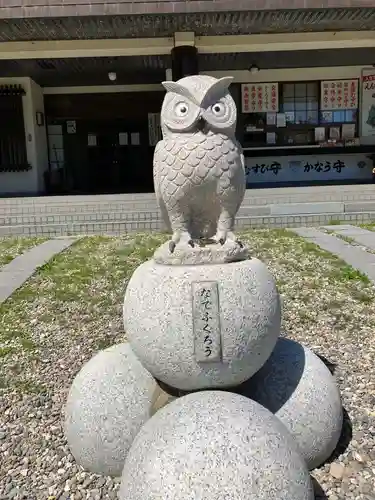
0;237;47;268
0;230;375;500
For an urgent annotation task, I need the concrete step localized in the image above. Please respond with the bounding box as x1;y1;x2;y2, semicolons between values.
0;219;164;236
1;188;375;206
2;189;375;208
0;205;280;225
0;211;374;237
0;193;157;205
2;185;375;213
1;200;375;226
1;183;375;202
0;201;160;215
0;210;161;226
2;186;375;221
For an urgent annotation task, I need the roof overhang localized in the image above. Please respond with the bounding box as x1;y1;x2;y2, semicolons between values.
0;1;374;19
2;31;375;60
0;7;374;41
1;47;375;88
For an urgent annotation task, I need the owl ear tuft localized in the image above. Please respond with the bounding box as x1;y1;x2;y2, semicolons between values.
162;81;182;94
216;76;234;89
162;81;199;105
202;76;234;107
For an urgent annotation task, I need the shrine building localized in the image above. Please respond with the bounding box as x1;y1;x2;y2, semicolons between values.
1;0;375;196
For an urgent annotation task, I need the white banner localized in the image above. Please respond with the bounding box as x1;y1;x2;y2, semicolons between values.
245;153;372;185
241;83;279;113
361;69;375;143
321;80;358;110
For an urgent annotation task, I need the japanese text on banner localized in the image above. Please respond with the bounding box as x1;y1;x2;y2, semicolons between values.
321;80;358;110
242;83;279;113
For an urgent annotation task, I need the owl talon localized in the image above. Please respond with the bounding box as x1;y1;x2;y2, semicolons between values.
188;240;195;248
237;240;244;248
169;241;176;253
219;238;226;245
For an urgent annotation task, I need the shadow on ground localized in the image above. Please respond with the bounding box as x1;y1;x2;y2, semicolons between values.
312;477;328;499
316;353;353;461
317;353;337;375
326;406;352;462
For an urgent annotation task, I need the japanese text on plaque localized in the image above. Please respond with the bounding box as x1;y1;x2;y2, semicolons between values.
192;281;221;363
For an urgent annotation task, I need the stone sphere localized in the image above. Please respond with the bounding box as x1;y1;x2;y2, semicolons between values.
123;257;281;390
237;338;343;470
119;391;314;500
65;343;173;476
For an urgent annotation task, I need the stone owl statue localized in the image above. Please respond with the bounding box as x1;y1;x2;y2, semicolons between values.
153;74;246;253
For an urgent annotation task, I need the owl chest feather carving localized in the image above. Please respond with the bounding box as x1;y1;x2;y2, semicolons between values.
153;74;246;251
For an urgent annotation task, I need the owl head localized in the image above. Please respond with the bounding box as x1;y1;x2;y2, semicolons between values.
160;74;236;138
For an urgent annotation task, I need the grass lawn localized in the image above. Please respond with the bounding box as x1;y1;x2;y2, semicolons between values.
0;229;373;390
0;229;374;499
0;236;48;268
0;233;168;381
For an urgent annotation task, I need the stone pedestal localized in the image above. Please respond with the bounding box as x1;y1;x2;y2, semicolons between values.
119;391;314;500
64;73;343;495
64;343;174;476
123;255;281;391
237;337;343;470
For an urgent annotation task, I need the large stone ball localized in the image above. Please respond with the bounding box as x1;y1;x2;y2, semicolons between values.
237;338;343;470
123;257;281;390
119;391;314;500
64;343;173;476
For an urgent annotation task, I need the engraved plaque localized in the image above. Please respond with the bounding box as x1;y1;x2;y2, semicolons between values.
192;281;222;363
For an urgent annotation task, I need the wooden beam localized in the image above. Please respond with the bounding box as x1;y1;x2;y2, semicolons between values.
196;32;375;54
0;38;173;60
43;84;163;95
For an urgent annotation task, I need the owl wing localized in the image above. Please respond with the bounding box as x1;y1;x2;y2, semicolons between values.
153;139;172;233
217;138;246;214
237;147;247;211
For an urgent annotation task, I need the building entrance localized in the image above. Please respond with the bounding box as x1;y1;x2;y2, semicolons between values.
63;118;154;194
45;90;163;195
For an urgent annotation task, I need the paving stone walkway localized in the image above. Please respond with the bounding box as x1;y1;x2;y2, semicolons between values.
321;224;375;251
291;225;375;282
0;237;79;304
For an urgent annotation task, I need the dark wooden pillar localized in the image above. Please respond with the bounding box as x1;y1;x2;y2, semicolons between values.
171;46;199;81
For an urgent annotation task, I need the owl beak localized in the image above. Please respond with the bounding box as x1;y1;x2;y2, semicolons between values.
197;117;207;132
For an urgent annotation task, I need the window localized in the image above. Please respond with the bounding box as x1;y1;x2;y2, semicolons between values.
320;109;357;124
240;79;360;148
0;86;28;171
281;83;319;125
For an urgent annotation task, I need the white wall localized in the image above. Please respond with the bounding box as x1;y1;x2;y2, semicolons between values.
0;77;47;195
30;79;48;192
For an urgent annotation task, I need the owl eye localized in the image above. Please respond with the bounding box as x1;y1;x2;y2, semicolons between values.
174;101;189;117
211;102;226;116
